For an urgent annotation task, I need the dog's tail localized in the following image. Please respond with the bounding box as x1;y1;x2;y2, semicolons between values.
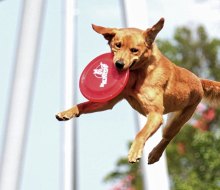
201;79;220;106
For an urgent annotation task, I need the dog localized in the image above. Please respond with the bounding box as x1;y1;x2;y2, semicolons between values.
56;18;220;164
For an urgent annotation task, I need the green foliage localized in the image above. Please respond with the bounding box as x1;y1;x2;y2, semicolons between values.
167;125;220;190
157;26;220;80
158;25;220;190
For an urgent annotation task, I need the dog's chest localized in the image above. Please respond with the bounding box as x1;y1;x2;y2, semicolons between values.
123;71;154;115
125;95;145;115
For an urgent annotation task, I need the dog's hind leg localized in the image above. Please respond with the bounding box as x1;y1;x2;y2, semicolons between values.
148;103;199;164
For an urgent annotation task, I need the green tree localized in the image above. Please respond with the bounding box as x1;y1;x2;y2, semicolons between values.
158;26;220;190
167;125;220;190
157;26;220;80
104;26;220;190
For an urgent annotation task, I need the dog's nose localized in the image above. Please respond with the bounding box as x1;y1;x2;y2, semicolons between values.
115;60;125;70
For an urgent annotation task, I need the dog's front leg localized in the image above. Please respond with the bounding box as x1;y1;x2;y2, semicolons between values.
56;96;122;121
128;111;163;163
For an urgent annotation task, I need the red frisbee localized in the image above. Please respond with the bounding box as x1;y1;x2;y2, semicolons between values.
79;52;129;102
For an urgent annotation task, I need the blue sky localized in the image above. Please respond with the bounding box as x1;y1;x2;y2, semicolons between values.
0;0;220;190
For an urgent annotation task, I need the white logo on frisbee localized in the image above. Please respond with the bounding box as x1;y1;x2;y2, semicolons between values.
93;62;109;87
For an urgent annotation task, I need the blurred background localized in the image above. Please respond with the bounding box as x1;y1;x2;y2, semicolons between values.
0;0;220;190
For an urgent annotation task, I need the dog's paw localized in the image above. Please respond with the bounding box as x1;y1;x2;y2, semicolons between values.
148;148;162;164
55;112;72;121
55;107;79;121
128;140;144;163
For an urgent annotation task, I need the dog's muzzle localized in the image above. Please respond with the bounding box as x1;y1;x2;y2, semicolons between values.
115;60;125;70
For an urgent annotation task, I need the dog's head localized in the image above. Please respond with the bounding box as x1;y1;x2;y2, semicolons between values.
92;18;164;71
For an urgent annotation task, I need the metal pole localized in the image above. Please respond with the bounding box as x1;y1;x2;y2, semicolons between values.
62;0;78;189
0;0;46;189
120;0;170;189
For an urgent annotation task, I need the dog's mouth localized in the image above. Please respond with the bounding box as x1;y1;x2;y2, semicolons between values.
114;59;138;71
129;60;137;70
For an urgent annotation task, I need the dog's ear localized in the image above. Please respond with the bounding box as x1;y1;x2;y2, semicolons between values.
92;24;117;42
144;18;164;46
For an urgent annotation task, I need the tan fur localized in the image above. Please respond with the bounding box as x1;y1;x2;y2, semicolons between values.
201;79;220;107
56;18;220;164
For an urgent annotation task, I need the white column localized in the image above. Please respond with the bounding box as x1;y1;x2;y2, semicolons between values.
0;0;46;190
62;0;78;189
121;0;170;190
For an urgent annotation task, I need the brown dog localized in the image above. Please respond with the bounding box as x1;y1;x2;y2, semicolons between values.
56;18;220;164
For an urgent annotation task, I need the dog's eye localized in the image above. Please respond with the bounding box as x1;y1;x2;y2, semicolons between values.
115;42;122;48
130;48;139;53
